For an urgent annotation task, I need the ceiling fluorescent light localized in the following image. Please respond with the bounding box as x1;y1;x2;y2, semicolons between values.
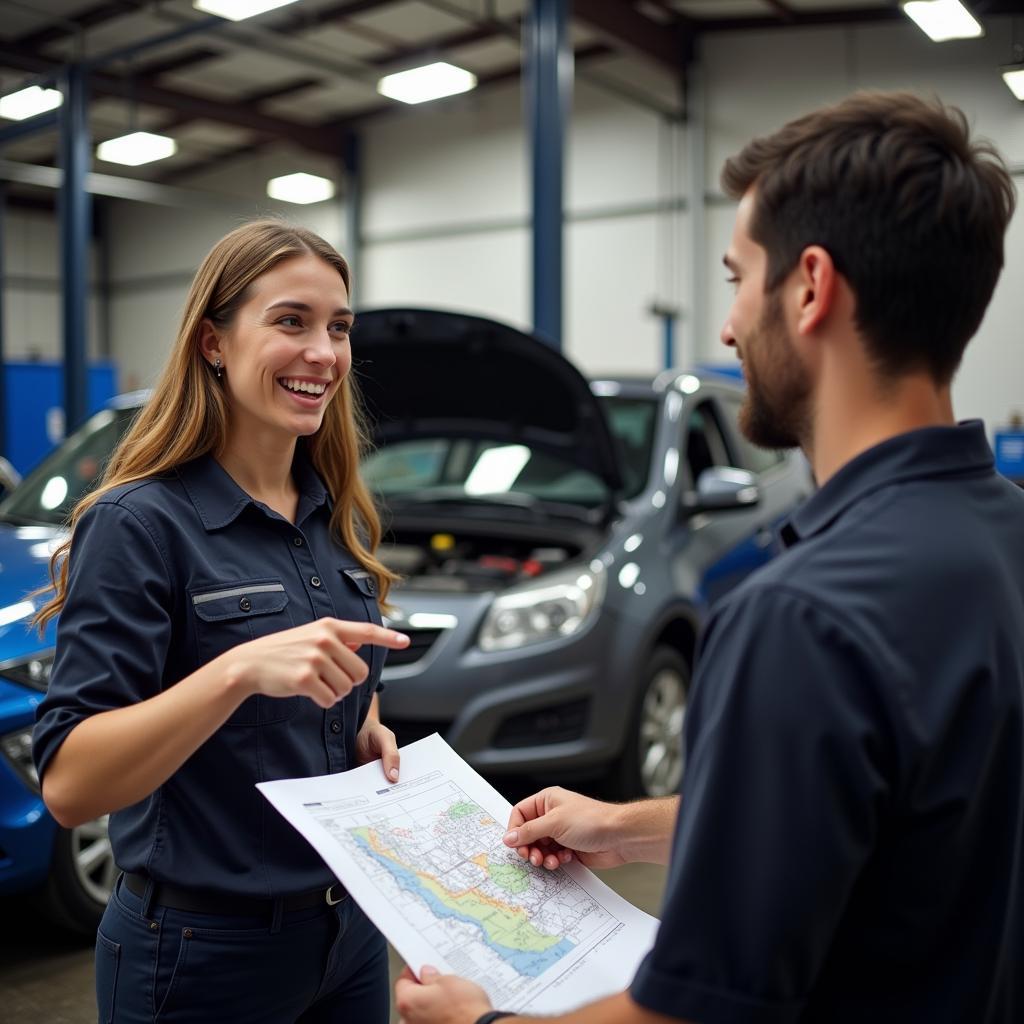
377;62;477;105
0;85;63;121
267;172;335;205
902;1;983;43
96;131;177;166
1003;67;1024;101
193;0;300;20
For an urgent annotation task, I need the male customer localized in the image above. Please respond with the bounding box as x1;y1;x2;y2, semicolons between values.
395;91;1024;1024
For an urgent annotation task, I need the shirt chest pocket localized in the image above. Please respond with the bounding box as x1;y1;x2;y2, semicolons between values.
190;580;299;726
339;567;382;703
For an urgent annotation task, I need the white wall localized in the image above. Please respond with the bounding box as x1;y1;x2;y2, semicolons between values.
103;165;345;387
358;75;677;375
700;18;1024;427
9;14;1024;430
1;210;102;362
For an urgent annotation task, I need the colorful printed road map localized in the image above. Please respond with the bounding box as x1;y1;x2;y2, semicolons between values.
258;734;659;1014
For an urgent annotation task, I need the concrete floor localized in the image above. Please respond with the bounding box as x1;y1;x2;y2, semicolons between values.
0;863;667;1022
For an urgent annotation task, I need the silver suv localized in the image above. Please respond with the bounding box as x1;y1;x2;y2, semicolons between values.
356;310;813;798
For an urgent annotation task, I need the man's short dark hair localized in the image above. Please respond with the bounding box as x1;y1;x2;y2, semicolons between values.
721;91;1016;384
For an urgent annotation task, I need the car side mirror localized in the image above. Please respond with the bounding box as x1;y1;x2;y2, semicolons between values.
682;466;760;515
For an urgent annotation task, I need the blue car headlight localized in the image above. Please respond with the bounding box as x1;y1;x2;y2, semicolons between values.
0;727;40;794
0;651;53;693
478;561;607;652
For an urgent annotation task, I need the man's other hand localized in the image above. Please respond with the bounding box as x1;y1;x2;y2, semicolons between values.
394;965;492;1024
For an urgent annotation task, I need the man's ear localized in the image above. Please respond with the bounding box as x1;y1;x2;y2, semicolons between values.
197;318;221;367
794;245;837;336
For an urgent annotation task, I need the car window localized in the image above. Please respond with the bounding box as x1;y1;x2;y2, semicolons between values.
718;394;788;474
684;401;733;484
0;407;138;527
598;396;657;499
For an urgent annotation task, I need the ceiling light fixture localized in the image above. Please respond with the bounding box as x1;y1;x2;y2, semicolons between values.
96;131;177;166
1003;66;1024;100
377;62;477;105
901;0;984;42
193;0;300;20
267;172;335;205
0;85;63;121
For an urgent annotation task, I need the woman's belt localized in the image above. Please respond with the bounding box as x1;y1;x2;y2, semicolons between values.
122;871;346;916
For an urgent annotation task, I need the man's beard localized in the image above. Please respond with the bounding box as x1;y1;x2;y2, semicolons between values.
739;288;811;451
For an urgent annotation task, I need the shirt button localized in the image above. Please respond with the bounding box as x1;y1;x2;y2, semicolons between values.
239;597;252;611
293;536;304;547
330;719;341;733
366;578;376;595
311;576;322;588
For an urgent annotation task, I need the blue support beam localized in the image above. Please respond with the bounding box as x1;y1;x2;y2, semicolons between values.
59;64;91;434
0;109;60;146
0;184;6;458
525;0;570;350
663;312;676;370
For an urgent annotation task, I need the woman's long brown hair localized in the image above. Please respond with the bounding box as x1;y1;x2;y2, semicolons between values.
35;219;398;629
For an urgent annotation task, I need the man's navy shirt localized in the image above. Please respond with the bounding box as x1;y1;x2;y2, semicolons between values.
631;422;1024;1023
34;450;385;897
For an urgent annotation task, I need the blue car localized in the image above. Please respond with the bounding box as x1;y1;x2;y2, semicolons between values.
0;311;812;934
0;393;142;933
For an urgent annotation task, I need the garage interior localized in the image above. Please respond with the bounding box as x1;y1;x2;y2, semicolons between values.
2;1;1024;1021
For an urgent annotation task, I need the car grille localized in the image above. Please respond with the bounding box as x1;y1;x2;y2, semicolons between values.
493;698;590;748
385;628;444;667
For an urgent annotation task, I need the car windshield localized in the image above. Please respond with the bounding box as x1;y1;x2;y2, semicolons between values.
0;394;659;527
362;395;658;507
0;407;139;527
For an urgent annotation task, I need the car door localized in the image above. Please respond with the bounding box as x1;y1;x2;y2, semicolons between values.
675;396;770;608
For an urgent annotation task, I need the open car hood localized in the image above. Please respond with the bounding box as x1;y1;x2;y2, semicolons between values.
352;309;624;493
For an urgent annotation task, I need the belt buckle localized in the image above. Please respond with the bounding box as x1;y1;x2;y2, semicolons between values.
324;883;345;906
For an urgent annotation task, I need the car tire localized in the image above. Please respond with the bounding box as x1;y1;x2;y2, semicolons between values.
39;816;114;935
607;645;689;800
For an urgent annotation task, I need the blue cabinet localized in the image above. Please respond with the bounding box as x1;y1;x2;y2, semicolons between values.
995;428;1024;486
2;361;118;475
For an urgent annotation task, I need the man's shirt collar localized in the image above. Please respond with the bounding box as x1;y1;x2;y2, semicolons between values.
779;420;994;549
177;445;329;532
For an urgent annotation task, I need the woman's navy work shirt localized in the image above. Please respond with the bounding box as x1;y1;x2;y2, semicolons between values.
33;449;384;897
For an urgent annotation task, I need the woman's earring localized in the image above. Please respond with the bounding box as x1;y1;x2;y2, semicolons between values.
214;357;223;380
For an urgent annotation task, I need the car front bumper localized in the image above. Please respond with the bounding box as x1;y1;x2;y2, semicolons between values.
380;589;635;777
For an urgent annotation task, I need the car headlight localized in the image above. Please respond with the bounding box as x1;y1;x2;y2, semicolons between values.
0;727;39;793
478;561;606;652
0;652;54;692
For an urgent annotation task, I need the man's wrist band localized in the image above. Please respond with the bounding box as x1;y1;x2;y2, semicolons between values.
474;1013;514;1024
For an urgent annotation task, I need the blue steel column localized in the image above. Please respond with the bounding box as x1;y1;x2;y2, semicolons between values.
0;185;6;458
1;105;61;459
525;0;570;350
662;311;676;369
59;64;91;434
342;133;362;293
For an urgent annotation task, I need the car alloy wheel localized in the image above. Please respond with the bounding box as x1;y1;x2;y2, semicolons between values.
638;665;686;797
606;644;690;800
40;814;115;933
70;814;115;906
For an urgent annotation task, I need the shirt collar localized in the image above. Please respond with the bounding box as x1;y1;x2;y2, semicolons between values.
779;420;994;549
177;445;329;532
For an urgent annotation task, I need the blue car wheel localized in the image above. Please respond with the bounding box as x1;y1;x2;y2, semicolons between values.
40;815;114;934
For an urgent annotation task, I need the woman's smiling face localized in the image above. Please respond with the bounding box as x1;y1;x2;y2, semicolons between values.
207;253;354;443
